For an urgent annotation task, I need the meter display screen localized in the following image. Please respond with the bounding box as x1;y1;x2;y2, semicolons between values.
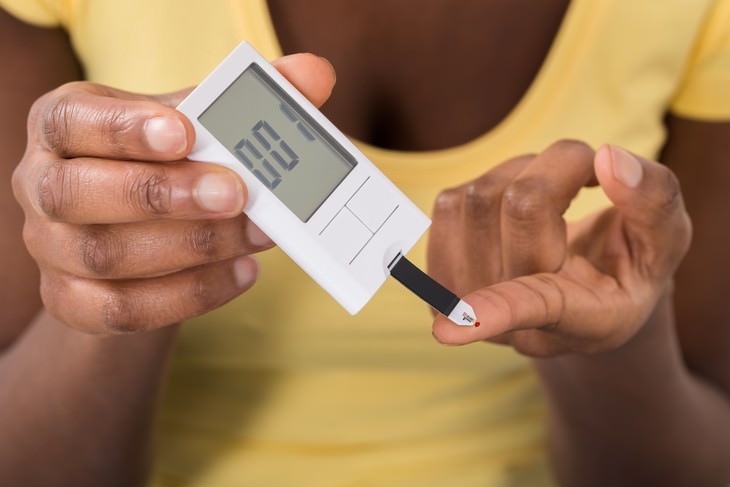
198;64;356;221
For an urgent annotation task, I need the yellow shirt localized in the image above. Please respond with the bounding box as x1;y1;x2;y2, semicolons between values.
2;0;730;485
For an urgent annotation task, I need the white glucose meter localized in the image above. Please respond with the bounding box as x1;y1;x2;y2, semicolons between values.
177;42;476;326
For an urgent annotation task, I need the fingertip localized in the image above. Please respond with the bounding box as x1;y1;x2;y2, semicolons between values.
233;255;259;289
594;144;610;168
245;221;273;247
596;144;643;189
610;145;643;188
273;53;336;107
193;170;247;215
431;314;481;346
317;56;337;86
143;115;190;156
593;144;614;185
178;110;197;155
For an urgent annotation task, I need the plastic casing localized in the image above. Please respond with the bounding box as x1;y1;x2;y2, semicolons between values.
177;42;430;314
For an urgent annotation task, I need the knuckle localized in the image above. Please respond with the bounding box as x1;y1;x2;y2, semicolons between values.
11;163;27;205
38;271;90;332
38;268;145;335
660;169;693;258
510;276;565;330
101;288;145;334
531;275;566;326
433;187;463;216
502;177;551;223
99;105;136;155
188;271;221;315
463;179;500;216
39;272;64;319
21;220;43;259
41;92;79;156
36;82;137;158
80;225;124;277
37;160;79;219
186;222;218;258
125;168;173;216
655;167;682;215
677;211;693;256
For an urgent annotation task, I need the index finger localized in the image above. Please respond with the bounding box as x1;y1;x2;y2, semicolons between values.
29;53;337;162
501;140;597;276
30;82;194;161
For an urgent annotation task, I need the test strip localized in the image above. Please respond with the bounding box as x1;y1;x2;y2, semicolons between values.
388;255;478;327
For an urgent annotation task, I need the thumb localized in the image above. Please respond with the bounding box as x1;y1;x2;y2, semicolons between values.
154;87;195;108
271;53;337;108
594;144;692;271
157;53;337;109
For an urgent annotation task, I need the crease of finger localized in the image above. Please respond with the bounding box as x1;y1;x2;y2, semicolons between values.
35;217;260;281
36;88;189;161
53;256;255;334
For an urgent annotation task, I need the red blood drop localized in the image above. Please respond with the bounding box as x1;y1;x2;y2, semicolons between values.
474;322;481;328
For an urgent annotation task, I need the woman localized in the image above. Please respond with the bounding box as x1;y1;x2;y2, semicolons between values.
0;0;729;485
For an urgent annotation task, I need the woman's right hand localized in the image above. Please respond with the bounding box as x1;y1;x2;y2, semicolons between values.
11;53;336;334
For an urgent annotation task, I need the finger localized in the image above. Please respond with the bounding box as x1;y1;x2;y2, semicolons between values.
25;215;272;279
29;158;246;223
41;255;259;334
428;156;532;293
30;54;336;162
432;271;623;349
501;140;596;276
460;155;534;288
594;145;692;277
29;82;195;161
272;53;336;108
505;329;568;358
428;185;467;292
155;54;335;109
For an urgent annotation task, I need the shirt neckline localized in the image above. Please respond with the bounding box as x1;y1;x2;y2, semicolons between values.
242;0;596;186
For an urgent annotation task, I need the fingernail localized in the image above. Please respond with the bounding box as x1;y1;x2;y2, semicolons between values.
233;256;258;288
610;146;643;188
144;116;187;154
194;173;244;213
246;222;272;247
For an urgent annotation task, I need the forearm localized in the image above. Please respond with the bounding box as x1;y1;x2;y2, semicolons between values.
0;310;178;487
534;292;730;486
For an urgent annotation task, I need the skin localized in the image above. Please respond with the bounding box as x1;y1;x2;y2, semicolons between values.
427;141;730;485
269;0;570;150
1;1;729;485
0;8;333;486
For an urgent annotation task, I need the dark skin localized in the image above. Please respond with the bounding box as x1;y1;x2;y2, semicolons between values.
1;2;729;486
269;0;569;150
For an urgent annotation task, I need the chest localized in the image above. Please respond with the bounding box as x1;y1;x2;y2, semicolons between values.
267;0;570;150
76;0;700;166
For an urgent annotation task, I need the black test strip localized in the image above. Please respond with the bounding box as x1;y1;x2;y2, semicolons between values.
388;255;460;316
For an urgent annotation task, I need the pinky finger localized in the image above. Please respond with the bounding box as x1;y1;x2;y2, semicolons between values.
41;256;258;334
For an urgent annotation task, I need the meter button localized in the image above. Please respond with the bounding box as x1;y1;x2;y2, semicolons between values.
347;178;398;232
319;207;372;264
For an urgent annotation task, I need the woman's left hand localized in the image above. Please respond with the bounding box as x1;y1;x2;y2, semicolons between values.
427;140;692;356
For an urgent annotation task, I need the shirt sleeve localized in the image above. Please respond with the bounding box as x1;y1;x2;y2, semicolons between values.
0;0;65;27
670;0;730;120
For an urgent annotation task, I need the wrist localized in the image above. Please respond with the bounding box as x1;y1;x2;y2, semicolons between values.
15;309;181;370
